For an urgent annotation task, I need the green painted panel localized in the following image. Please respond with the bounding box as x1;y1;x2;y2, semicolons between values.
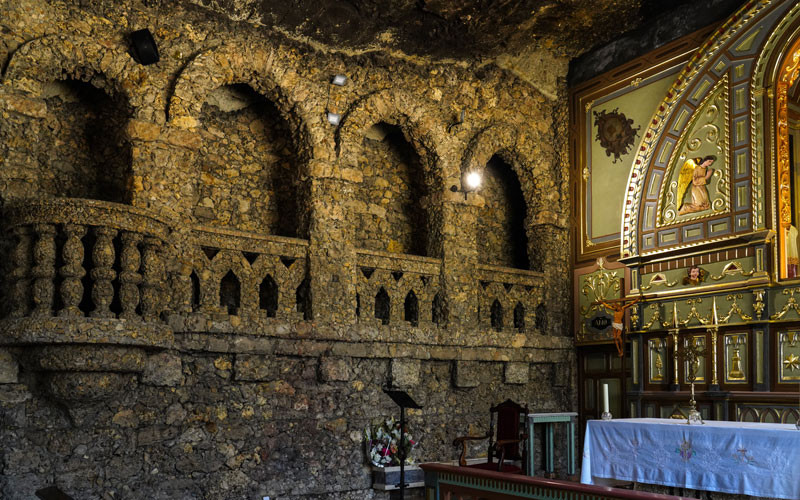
588;72;677;241
658;76;730;227
639;256;758;294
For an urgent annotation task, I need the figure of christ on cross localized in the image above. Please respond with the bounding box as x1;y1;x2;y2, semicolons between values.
592;294;643;358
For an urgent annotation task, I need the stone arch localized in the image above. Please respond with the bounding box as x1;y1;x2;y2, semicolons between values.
462;124;555;217
192;82;304;237
463;125;563;272
167;43;317;169
3;34;139;107
337;89;448;256
2;34;139;204
336;89;445;169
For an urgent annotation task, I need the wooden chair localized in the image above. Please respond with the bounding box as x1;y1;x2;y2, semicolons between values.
453;399;529;474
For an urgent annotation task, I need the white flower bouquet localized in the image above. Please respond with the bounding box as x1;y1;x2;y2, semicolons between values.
364;417;417;467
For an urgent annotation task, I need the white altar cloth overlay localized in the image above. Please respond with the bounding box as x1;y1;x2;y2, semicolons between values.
581;418;800;500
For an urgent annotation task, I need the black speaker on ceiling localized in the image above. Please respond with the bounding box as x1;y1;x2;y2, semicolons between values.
35;486;74;500
130;28;160;65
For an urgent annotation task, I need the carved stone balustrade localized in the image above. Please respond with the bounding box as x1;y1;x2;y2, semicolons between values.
0;198;174;403
355;248;443;328
167;225;310;332
476;264;545;333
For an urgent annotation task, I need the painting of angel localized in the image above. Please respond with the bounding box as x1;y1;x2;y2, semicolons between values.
677;155;716;215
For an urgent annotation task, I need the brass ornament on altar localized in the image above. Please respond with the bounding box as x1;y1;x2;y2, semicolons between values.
676;334;707;425
649;338;666;383
770;288;800;320
779;332;800;382
724;334;747;382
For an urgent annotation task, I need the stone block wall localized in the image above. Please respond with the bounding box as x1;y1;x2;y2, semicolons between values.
0;1;575;498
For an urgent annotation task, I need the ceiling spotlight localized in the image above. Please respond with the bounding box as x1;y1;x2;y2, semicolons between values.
326;112;341;126
331;75;347;86
465;171;482;190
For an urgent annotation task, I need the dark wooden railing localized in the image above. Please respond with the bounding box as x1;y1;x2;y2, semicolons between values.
420;464;694;500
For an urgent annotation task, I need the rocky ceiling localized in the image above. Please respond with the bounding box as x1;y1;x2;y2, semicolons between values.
184;0;686;60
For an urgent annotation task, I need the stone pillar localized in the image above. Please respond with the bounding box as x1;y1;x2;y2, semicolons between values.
529;222;569;335
306;172;358;324
438;189;481;327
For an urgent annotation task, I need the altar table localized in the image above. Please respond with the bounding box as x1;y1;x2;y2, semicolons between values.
581;418;800;500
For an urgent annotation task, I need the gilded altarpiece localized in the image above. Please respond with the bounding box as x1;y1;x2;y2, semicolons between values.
570;28;713;262
575;258;625;344
615;0;800;423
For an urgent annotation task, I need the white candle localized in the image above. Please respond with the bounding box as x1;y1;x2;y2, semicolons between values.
602;383;609;414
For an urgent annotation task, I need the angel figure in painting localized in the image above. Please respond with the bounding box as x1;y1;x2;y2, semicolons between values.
677;155;716;215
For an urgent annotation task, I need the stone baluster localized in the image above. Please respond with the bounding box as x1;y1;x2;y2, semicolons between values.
31;224;57;317
118;231;143;320
90;226;118;318
58;224;87;317
141;236;164;322
9;226;33;318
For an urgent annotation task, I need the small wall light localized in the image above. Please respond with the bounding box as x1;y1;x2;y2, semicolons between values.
465;171;482;190
450;170;482;199
331;75;347;86
326;112;341;126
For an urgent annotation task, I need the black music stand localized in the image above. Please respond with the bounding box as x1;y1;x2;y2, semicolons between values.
383;388;422;499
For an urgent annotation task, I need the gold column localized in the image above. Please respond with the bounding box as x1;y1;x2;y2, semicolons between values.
710;297;719;386
671;302;680;386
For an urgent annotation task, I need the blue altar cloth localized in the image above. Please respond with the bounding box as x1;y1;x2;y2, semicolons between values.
581;418;800;500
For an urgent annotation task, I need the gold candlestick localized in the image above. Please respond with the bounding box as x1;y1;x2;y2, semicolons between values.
677;336;707;425
671;302;680;386
710;297;719;387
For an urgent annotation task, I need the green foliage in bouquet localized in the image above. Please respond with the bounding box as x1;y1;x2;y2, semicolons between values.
364;417;417;467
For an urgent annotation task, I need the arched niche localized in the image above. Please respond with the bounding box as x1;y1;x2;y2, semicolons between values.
193;83;302;237
168;43;315;238
353;121;429;255
477;154;530;269
463;125;557;272
620;0;800;267
2;35;138;203
337;90;446;257
40;79;132;202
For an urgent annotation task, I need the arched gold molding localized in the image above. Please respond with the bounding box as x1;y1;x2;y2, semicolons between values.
619;0;799;259
167;43;317;167
775;36;800;277
3;34;138;107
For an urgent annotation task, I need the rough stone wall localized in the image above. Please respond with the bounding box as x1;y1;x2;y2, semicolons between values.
193;84;301;236
1;78;132;203
352;127;428;255
0;0;575;499
1;344;575;499
478;156;530;269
